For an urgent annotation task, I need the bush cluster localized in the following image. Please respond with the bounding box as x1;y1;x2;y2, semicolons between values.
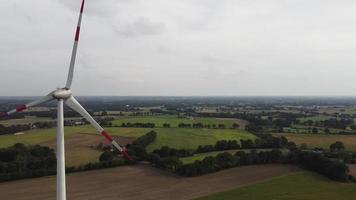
0;143;56;182
178;123;227;129
288;150;350;181
196;134;290;154
121;122;155;128
177;149;283;176
152;146;194;158
0;124;31;135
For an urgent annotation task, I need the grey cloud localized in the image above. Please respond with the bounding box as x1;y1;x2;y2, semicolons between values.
58;0;129;17
2;0;356;96
113;17;165;37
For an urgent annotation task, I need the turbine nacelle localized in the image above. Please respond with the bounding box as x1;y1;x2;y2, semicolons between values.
52;89;72;99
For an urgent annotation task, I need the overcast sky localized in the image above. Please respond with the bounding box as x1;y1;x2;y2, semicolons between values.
1;0;356;96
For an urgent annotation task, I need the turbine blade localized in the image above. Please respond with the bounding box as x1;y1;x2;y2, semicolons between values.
65;96;132;161
1;94;54;117
65;0;85;89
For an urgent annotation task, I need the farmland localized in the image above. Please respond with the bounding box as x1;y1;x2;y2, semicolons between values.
181;150;242;164
146;128;255;152
0;164;299;200
0;117;255;166
111;115;248;129
297;115;332;123
273;133;356;151
1;97;356;200
0;116;54;126
195;171;356;200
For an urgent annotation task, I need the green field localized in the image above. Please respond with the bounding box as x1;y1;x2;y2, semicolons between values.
286;124;347;134
146;128;256;152
0;126;255;151
273;133;356;152
181;150;241;164
0;125;255;165
195;172;356;200
298;115;332;122
0;116;85;126
317;107;356;115
112;115;247;128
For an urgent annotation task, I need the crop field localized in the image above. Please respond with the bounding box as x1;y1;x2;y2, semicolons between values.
297;115;332;122
0;123;255;165
286;124;348;134
112;115;248;129
195;171;356;200
146;128;256;152
0;116;54;126
0;116;85;126
273;133;356;151
316;107;356;115
0;164;299;200
0;126;147;166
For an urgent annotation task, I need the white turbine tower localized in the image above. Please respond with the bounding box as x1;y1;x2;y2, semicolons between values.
0;1;132;199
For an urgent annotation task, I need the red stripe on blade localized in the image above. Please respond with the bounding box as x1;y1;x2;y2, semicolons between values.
75;26;80;41
16;105;27;112
80;0;85;13
121;149;133;161
101;130;113;142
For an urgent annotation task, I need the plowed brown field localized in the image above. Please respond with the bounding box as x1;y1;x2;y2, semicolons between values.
0;164;299;200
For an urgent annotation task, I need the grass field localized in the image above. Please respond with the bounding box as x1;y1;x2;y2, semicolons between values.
195;171;356;200
0;116;54;126
146;128;256;152
317;107;356;115
298;115;332;122
0;116;84;126
273;133;356;151
181;150;241;164
0;125;255;165
112;115;248;129
287;124;347;134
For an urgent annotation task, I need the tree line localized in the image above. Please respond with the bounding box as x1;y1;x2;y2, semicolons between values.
288;150;349;181
120;122;155;128
299;118;354;130
196;134;289;154
0;117;115;135
148;147;351;181
0;144;56;182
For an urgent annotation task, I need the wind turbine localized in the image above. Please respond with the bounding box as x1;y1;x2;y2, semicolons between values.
0;0;132;199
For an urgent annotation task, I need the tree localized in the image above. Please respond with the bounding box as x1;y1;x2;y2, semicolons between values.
287;141;297;150
312;127;318;134
99;151;114;162
216;152;236;169
160;157;182;171
240;139;254;149
232;123;240;129
215;140;228;151
218;124;226;129
330;141;345;152
300;143;308;150
163;123;171;128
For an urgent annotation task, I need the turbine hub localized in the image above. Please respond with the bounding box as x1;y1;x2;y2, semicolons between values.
53;88;72;99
